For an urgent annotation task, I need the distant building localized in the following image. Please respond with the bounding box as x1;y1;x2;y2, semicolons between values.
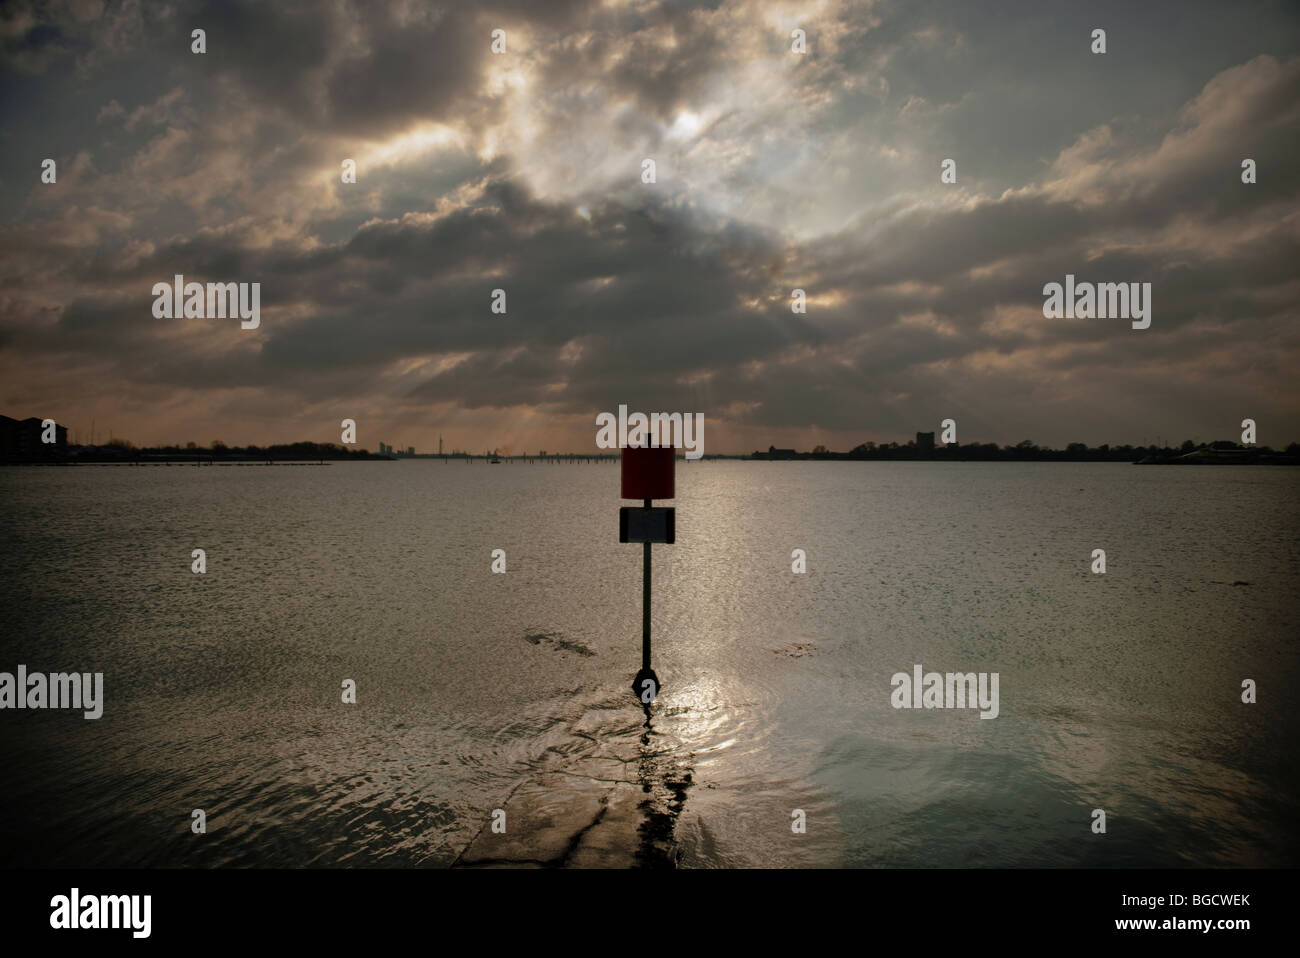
916;431;935;456
0;415;67;461
407;446;414;456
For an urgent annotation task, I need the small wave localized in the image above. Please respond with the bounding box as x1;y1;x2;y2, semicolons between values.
524;631;596;657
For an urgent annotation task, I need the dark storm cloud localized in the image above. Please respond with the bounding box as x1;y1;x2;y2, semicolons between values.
184;0;605;137
0;0;1297;449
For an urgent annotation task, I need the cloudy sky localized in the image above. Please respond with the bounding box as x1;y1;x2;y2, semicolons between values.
1;0;1297;454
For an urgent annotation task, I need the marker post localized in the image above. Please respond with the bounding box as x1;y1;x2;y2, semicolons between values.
619;447;676;703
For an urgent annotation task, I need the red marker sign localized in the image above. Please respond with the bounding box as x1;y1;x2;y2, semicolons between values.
620;446;675;500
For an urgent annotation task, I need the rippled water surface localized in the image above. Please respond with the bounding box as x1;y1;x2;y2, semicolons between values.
1;460;1297;867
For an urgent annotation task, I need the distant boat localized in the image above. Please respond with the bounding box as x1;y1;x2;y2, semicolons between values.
490;456;501;464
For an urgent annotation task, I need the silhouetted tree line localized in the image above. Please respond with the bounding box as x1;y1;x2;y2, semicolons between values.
758;439;1300;463
56;439;388;462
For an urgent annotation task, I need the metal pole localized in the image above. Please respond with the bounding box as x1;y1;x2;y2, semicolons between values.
642;497;651;671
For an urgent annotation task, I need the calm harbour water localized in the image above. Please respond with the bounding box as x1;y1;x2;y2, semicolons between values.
1;460;1297;868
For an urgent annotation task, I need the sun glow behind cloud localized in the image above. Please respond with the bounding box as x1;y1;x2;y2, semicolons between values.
359;124;465;171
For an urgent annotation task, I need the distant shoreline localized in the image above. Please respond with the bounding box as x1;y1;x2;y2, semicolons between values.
6;452;1297;466
0;458;343;466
